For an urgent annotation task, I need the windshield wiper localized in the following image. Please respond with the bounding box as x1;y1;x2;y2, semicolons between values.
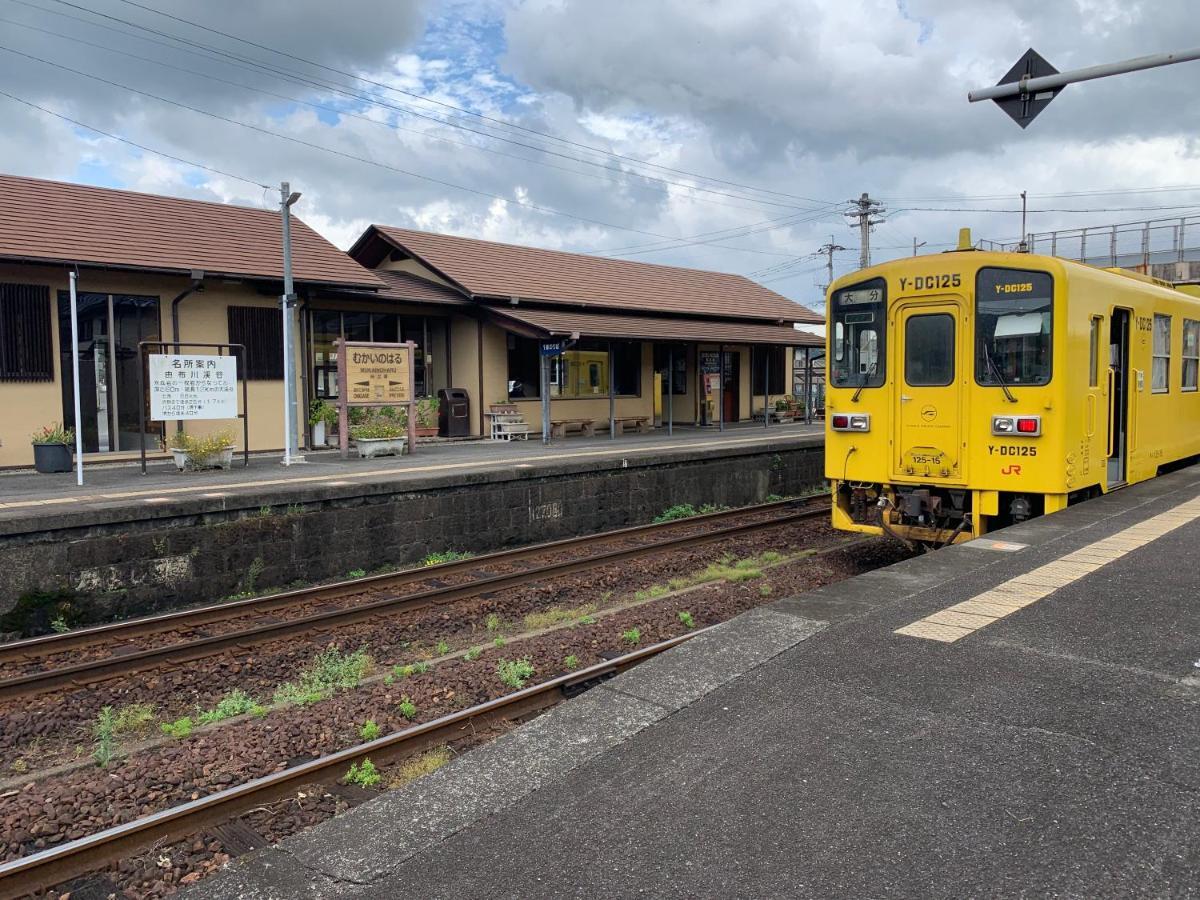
984;345;1017;403
851;361;877;403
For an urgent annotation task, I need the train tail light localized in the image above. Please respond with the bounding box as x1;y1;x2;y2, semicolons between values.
832;413;870;432
992;415;1041;436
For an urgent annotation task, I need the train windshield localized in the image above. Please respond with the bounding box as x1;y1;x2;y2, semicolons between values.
830;278;886;388
975;268;1053;386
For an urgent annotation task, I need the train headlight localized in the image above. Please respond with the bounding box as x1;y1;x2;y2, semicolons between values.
992;415;1041;436
832;413;870;432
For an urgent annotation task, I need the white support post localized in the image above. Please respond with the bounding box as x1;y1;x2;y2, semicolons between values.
68;270;84;486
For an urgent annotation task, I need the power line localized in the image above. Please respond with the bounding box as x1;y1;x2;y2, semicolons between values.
38;0;834;209
0;87;269;188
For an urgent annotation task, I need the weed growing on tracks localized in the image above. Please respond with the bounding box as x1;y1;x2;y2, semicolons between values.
398;697;417;720
622;627;641;645
493;636;506;649
112;702;157;734
198;689;266;724
160;717;193;739
49;615;71;633
274;646;373;706
524;602;597;630
347;568;366;578
578;615;597;625
759;584;773;596
421;550;474;566
465;646;482;661
435;640;450;656
564;655;579;670
93;707;118;768
485;613;503;633
678;611;695;629
634;585;670;603
496;658;535;689
360;720;382;741
652;502;728;523
258;506;272;518
384;660;431;684
344;758;381;788
388;746;451;789
244;556;265;593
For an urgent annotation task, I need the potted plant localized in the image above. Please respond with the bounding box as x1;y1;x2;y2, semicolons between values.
308;398;338;447
349;416;406;459
31;423;74;474
166;430;236;471
415;396;440;437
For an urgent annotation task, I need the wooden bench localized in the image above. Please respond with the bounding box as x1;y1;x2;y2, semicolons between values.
487;405;533;441
550;418;595;438
611;415;652;435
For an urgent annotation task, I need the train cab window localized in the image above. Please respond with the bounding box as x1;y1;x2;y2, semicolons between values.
1153;314;1171;393
1183;319;1200;392
830;278;886;388
975;268;1053;387
905;314;954;386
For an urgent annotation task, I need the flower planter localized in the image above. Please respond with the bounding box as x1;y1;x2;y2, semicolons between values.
171;447;235;471
415;426;438;438
32;442;72;474
312;420;327;447
354;436;406;459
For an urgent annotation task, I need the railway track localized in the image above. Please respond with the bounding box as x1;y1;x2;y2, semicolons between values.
0;630;704;899
0;497;828;701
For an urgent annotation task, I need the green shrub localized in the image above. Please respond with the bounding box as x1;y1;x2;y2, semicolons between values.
273;646;373;706
160;717;194;739
622;627;641;645
465;646;482;661
344;758;381;787
435;640;450;656
497;657;535;689
398;697;417;720
564;655;579;670
360;719;382;741
485;613;502;632
198;689;265;724
677;611;695;629
422;550;474;566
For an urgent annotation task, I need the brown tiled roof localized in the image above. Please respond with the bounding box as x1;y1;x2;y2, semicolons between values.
0;173;379;288
372;269;469;305
488;306;823;346
359;225;821;324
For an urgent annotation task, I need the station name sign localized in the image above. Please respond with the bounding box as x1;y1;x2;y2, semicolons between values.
148;353;238;420
345;346;413;405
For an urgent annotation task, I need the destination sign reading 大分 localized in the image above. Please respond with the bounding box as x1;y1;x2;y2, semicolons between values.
345;346;412;404
837;287;883;305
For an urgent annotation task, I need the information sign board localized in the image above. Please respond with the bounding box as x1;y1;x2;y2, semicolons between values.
148;354;238;420
345;345;413;404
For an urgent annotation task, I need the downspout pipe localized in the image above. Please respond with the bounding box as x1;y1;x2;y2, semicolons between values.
170;276;205;433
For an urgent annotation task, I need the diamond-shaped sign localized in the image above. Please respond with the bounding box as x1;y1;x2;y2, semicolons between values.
994;48;1061;128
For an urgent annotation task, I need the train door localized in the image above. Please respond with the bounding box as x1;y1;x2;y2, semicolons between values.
893;302;963;482
1107;308;1131;487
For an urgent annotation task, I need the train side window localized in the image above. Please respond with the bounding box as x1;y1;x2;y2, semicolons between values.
1152;313;1171;393
1089;316;1102;387
1183;319;1200;392
905;314;954;386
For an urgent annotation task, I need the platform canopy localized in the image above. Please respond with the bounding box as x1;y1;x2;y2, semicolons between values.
487;306;823;346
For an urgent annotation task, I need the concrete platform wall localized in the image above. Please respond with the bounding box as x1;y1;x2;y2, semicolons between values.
0;442;823;633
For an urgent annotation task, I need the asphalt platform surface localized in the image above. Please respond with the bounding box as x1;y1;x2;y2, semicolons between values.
196;465;1200;899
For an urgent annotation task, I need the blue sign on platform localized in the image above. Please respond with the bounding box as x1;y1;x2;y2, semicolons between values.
540;341;566;357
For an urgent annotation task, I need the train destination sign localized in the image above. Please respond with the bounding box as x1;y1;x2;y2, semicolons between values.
345;346;413;404
148;353;238;420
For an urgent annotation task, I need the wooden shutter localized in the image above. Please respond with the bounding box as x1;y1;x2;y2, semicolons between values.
227;306;283;380
0;283;54;382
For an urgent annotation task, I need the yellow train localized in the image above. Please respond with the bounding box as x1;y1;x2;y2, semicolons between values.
825;235;1200;546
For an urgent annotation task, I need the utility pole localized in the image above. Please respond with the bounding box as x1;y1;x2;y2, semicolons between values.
913;238;927;257
1018;190;1029;252
846;193;886;269
817;236;846;293
279;182;304;466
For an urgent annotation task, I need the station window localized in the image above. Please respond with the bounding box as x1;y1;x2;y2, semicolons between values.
1152;313;1171;393
0;283;54;382
507;336;642;399
751;345;787;395
975;267;1053;387
1183;319;1200;392
829;278;885;388
905;314;954;387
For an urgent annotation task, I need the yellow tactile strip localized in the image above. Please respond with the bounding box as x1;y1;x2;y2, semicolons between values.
895;494;1200;643
0;434;801;512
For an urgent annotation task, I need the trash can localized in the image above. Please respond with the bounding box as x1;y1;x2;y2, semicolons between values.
438;388;471;437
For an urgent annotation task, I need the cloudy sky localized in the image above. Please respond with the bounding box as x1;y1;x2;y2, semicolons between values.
1;0;1198;309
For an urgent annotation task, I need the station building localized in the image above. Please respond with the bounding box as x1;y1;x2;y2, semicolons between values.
0;173;821;468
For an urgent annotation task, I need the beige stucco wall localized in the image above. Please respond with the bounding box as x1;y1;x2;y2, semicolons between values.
376;256;459;290
447;313;484;435
0;262;302;467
